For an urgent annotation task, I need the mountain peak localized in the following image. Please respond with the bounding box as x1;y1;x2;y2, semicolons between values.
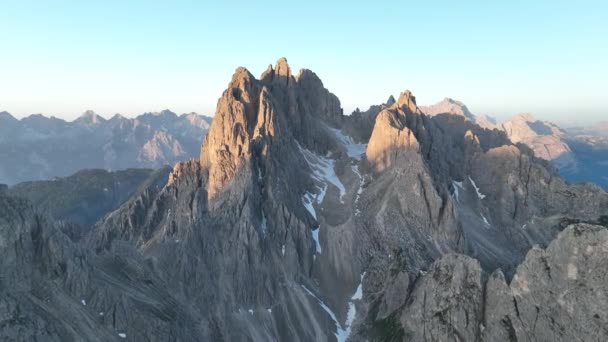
395;90;420;114
109;113;126;121
419;97;475;121
513;112;536;122
442;97;462;105
78;110;106;124
200;57;342;198
275;57;291;77
229;66;256;89
0;111;17;123
156;109;177;117
386;95;396;106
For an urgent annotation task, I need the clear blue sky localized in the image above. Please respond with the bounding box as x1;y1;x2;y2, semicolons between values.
1;1;606;126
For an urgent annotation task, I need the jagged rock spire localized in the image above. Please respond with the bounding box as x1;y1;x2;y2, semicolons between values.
366;90;425;172
77;110;106;125
275;57;291;78
394;90;421;114
199;58;344;198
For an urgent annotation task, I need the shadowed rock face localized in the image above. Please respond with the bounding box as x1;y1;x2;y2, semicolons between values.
7;167;170;228
1;59;608;341
0;191;207;342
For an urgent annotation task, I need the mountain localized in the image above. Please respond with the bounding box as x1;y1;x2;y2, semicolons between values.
1;58;607;341
75;110;108;126
419;97;500;130
421;98;608;188
7;167;170;228
419;97;477;121
498;113;575;168
0;110;212;185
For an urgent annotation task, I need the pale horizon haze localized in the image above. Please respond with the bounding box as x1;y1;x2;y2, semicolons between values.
1;1;607;127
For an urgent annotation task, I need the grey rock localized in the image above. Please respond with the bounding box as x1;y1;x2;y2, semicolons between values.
500;224;608;341
7;167;169;228
363;224;608;342
0;192;205;342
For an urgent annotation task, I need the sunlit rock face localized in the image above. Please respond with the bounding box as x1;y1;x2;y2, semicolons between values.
499;113;575;168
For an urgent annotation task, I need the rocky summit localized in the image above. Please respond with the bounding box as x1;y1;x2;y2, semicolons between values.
1;58;607;342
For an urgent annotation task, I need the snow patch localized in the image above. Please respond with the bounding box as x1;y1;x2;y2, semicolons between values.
248;309;254;315
118;333;127;339
81;299;86;306
351;273;365;300
299;144;346;203
341;273;366;341
351;164;365;214
481;215;490;227
267;308;272;313
260;211;267;236
468;177;486;200
281;244;285;256
302;193;317;219
301;273;365;342
301;285;343;340
257;164;263;181
312;227;322;254
328;127;367;160
452;181;463;202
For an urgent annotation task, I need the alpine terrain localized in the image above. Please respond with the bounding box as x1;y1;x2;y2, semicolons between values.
1;58;607;342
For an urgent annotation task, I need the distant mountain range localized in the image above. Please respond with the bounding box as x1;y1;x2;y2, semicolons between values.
420;98;608;188
0;110;211;185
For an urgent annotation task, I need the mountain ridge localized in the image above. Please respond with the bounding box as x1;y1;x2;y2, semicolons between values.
0;109;212;185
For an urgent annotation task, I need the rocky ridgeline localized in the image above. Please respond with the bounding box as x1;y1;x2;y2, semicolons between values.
1;58;607;341
0;109;211;185
421;99;579;175
7;167;170;227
